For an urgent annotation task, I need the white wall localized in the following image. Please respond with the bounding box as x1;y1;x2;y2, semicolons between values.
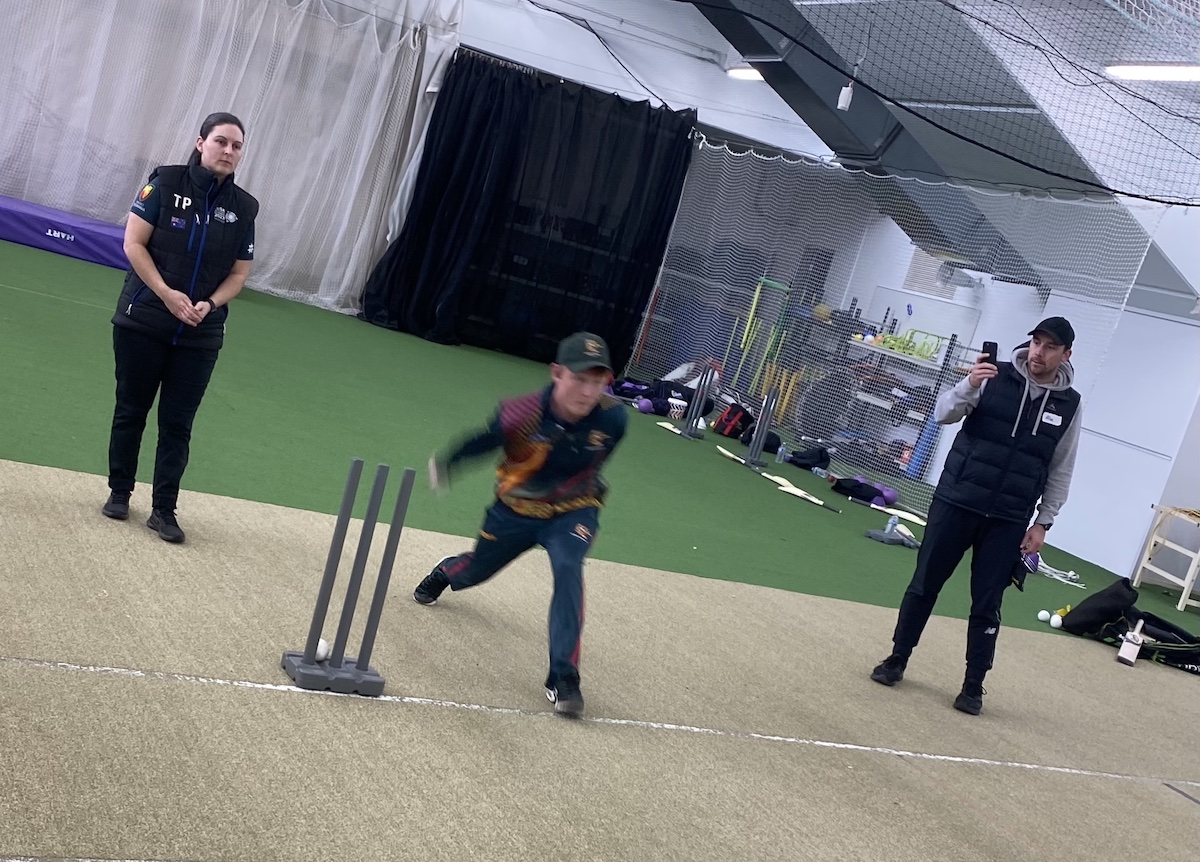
1050;310;1200;576
838;216;915;311
1146;357;1200;584
1126;203;1200;287
1162;398;1200;515
452;0;830;156
1124;202;1200;317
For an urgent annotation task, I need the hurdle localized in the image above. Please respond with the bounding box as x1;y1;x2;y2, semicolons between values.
281;457;416;697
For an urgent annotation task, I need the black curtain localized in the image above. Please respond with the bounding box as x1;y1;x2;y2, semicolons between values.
359;49;696;370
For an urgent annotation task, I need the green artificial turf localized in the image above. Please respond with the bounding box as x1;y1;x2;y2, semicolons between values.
1;240;1194;634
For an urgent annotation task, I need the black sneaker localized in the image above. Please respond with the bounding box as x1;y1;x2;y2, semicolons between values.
102;491;130;520
953;680;986;715
546;673;584;717
413;557;452;605
147;509;185;543
870;654;907;686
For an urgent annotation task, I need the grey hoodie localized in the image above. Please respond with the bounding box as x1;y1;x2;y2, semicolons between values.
934;347;1082;527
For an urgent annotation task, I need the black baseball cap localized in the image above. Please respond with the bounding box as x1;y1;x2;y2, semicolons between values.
556;332;612;373
1028;316;1075;349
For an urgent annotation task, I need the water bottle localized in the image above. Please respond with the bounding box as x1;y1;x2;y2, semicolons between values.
775;443;789;463
811;467;828;478
886;515;899;534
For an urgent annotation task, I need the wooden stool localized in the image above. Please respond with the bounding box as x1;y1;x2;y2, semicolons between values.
1132;505;1200;612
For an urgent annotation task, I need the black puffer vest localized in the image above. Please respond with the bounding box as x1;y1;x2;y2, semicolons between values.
935;362;1080;523
113;164;258;350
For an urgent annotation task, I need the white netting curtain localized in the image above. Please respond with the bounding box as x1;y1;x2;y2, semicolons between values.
630;135;1162;513
0;0;462;312
1105;0;1200;57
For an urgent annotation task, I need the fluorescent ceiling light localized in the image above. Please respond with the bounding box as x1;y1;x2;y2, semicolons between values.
901;101;1041;114
927;249;974;266
727;67;764;81
1105;64;1200;82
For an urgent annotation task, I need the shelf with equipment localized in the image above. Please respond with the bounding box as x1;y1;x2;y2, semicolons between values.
779;295;979;486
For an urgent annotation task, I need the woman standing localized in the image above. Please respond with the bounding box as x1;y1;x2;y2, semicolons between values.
102;112;259;543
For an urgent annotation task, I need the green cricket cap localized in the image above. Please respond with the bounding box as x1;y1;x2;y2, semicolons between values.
556;332;612;373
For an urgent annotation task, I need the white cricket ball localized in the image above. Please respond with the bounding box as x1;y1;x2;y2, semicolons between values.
1037;610;1051;622
315;637;331;661
1050;614;1063;629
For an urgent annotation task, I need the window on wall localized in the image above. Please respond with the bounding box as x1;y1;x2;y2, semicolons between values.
903;248;958;299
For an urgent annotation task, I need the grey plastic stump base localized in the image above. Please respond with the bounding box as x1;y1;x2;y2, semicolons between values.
281;650;386;697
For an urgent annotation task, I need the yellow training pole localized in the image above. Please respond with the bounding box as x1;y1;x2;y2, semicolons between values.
741;282;763;350
781;370;799;416
721;317;740;370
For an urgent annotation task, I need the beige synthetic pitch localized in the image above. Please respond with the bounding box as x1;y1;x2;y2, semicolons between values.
1;459;1197;862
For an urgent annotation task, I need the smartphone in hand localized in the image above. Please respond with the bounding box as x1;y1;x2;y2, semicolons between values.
981;340;998;365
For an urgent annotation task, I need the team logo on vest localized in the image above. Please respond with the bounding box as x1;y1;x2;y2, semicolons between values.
587;430;609;448
138;184;154;201
213;207;238;224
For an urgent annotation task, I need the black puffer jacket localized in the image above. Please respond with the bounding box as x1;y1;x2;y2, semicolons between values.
113;164;258;350
935;362;1080;523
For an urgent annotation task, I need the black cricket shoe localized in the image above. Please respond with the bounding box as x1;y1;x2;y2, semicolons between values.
546;673;584;717
871;654;907;686
102;491;130;520
954;680;986;715
147;509;185;543
413;557;452;605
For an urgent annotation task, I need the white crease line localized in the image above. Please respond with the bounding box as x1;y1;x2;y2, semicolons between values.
5;655;1199;790
0;281;113;311
2;858;193;862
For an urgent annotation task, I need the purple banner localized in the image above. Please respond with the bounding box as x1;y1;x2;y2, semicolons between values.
0;194;128;269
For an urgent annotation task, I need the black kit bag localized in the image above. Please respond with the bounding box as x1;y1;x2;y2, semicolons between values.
713;403;754;438
787;447;830;470
738;426;781;454
831;477;881;503
1062;578;1200;675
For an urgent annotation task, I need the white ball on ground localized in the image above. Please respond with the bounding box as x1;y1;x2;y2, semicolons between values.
315;637;331;661
1037;610;1051;622
1050;614;1063;629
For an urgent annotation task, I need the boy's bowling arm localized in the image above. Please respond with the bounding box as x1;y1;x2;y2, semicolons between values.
433;415;505;482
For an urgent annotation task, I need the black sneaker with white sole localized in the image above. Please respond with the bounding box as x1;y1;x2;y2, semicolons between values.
545;673;584;717
413;557;452;605
147;509;185;543
102;491;130;520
